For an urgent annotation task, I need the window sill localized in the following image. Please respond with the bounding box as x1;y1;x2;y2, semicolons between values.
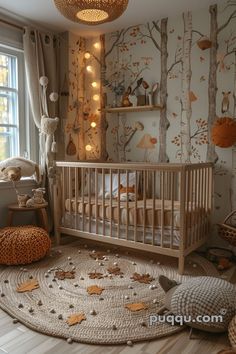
0;178;36;190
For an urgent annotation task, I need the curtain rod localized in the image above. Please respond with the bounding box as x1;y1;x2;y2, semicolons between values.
0;19;24;31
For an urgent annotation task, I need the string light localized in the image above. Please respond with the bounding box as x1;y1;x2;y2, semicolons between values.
91;122;97;128
84;52;91;59
91;81;98;88
85;144;92;151
93;42;101;49
86;65;93;73
93;94;100;101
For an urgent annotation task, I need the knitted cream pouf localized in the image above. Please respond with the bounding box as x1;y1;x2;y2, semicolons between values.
0;226;51;265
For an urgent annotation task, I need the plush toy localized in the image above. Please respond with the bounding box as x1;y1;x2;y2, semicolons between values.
118;184;136;201
39;76;59;168
41;115;59;154
217;257;232;270
0;157;41;183
26;188;46;208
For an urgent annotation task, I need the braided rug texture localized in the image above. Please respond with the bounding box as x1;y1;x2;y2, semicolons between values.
0;243;219;345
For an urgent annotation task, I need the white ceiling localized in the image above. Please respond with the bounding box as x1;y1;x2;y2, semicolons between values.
0;0;219;37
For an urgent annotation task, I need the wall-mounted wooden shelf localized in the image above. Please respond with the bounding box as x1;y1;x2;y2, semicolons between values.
102;105;163;113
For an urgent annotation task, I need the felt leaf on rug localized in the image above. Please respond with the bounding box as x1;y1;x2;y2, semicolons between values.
66;313;86;326
87;285;104;295
89;252;105;260
88;271;104;279
16;279;39;293
125;303;148;312
55;270;75;280
131;273;154;284
107;266;123;276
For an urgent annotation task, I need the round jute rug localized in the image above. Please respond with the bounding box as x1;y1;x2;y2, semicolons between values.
0;243;219;345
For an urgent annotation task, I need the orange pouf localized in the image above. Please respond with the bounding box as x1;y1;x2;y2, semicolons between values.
0;226;51;265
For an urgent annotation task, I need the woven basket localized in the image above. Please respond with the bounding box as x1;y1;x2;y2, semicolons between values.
229;315;236;347
217;210;236;246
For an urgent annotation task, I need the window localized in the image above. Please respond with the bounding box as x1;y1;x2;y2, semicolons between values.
0;45;27;161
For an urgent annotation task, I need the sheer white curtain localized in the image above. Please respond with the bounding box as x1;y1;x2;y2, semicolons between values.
23;27;59;171
23;27;59;231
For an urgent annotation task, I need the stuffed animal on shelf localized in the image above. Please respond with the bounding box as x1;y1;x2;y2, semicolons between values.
0;157;41;183
26;188;47;208
121;86;132;107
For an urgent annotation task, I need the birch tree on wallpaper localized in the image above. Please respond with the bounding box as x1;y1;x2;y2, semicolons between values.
207;3;236;163
180;12;193;162
136;20;182;162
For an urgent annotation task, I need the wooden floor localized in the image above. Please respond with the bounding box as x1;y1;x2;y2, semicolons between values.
0;309;230;354
0;236;233;354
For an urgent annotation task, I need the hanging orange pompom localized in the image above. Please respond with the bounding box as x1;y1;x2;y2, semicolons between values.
211;117;236;148
197;37;212;50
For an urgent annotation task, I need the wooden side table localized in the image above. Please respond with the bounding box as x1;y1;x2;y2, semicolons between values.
7;203;49;232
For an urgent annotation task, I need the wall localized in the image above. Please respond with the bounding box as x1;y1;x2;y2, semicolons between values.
64;1;236;246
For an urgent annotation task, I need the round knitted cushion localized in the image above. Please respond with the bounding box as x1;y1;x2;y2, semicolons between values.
170;277;236;332
229;315;236;347
0;226;51;265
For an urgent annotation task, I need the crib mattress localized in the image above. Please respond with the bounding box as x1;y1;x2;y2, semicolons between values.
65;197;206;228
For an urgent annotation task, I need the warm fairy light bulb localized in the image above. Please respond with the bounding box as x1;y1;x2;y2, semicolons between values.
91;81;98;88
93;94;100;101
84;52;91;59
91;122;97;128
86;65;93;73
85;144;92;152
93;42;101;49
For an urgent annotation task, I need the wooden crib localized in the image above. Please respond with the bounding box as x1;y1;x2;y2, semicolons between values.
53;162;213;274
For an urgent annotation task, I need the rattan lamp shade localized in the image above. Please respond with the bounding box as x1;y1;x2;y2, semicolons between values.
54;0;129;25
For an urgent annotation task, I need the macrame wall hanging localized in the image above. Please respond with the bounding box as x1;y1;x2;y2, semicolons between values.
39;76;59;168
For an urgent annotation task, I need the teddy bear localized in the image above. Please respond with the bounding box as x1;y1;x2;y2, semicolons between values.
0;157;41;183
26;188;47;208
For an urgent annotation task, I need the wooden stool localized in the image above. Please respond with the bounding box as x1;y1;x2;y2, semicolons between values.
7;204;49;232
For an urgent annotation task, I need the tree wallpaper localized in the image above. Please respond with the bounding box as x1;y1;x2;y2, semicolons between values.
65;0;236;243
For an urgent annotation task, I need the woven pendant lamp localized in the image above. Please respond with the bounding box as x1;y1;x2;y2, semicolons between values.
54;0;129;25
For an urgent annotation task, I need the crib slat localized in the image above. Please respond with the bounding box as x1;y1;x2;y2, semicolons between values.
95;168;98;234
68;167;72;215
88;168;91;233
134;170;138;243
170;171;175;249
110;169;113;237
161;171;164;248
152;171;155;245
118;170;120;239
75;167;78;228
185;170;190;247
126;170;129;241
102;168;105;236
143;170;147;244
189;169;194;248
197;168;201;242
62;167;65;222
81;168;85;231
